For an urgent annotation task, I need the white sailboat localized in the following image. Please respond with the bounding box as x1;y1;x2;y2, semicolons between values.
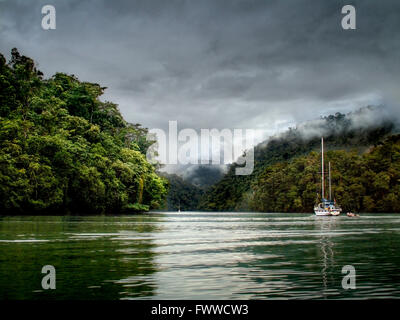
314;138;342;216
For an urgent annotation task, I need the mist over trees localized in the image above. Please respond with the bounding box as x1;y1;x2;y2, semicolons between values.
250;135;400;213
159;172;205;211
1;48;398;215
159;165;225;211
199;107;397;212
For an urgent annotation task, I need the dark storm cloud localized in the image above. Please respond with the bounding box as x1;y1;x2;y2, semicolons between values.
1;0;399;133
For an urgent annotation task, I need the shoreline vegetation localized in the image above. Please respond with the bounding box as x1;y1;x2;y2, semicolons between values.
1;49;399;215
197;110;399;213
249;134;400;213
0;49;167;215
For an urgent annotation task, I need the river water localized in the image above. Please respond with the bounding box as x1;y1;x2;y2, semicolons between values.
1;212;400;300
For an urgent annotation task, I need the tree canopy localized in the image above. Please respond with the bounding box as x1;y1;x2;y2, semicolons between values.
199;109;396;212
0;49;167;214
250;135;400;213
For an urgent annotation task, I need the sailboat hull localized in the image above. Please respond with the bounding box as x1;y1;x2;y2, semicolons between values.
314;208;341;216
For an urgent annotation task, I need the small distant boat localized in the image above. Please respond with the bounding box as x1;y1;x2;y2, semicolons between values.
347;212;359;217
314;138;342;216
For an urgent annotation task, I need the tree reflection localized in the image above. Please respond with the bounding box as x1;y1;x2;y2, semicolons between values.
0;215;164;300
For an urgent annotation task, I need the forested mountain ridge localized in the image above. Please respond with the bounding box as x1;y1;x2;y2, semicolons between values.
199;107;396;212
159;172;205;211
0;49;167;214
159;165;224;211
2;49;397;215
250;134;400;213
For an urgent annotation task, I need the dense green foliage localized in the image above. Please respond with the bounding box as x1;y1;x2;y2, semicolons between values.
2;49;396;214
160;173;204;211
160;166;224;211
0;49;167;214
250;135;400;213
199;109;395;212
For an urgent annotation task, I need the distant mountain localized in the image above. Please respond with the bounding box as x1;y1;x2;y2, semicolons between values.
159;165;224;211
159;172;205;211
181;165;225;188
249;134;400;213
199;106;396;212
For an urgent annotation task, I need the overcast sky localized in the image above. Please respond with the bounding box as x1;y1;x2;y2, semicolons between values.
1;0;399;139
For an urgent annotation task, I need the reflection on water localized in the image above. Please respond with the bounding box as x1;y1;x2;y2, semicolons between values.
315;217;337;297
0;213;400;299
0;215;162;300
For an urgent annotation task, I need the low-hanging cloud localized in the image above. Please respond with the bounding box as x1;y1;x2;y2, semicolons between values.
1;0;399;145
262;105;396;145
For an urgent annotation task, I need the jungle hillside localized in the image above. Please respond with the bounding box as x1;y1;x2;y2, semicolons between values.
0;49;167;215
1;49;399;215
199;107;400;213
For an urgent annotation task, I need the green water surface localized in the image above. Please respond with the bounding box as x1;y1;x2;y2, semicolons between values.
1;212;399;299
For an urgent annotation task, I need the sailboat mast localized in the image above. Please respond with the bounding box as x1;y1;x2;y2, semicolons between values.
321;137;324;200
329;161;332;201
